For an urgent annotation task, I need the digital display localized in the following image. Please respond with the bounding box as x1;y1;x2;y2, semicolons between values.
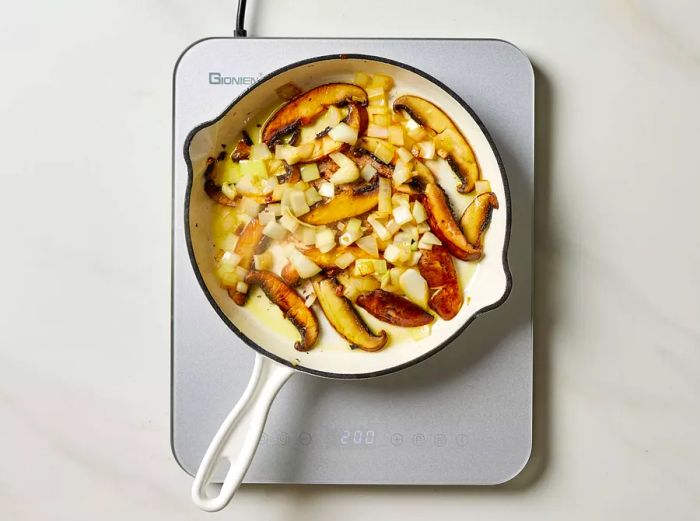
339;429;375;446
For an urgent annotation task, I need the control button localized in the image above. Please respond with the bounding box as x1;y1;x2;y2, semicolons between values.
456;434;468;446
390;433;403;446
298;432;312;445
278;432;289;445
259;433;269;445
412;433;426;446
434;433;447;447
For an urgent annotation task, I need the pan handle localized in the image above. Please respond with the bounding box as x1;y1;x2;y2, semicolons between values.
191;352;294;511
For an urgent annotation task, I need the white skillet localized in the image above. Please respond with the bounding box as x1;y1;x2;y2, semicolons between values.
183;55;512;511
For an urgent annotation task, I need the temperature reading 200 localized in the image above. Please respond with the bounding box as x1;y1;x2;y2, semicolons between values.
340;430;375;446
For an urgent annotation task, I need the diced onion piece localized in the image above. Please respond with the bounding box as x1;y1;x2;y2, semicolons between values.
318;181;335;198
378;177;392;216
236;281;249;293
235;266;249;280
220;251;241;267
249;143;272;160
370;74;394;91
392;193;410;207
392;159;414;187
372;140;396;164
392;204;413;226
329;152;360;184
315;227;336;253
261;175;278;195
411;201;428;224
326;106;343;128
399;268;429;308
475;180;492;194
402;223;419;242
267;203;282;216
360;163;377;181
294;225;316;246
409;251;422;266
346;218;361;235
404;118;428;141
288;190;310;216
274;144;312;165
388;125;404;146
367;105;389;116
417;140;436;160
253;251;273;270
383;244;403;264
300;163;320;182
279;212;300;232
335;251;356;269
328;122;359;145
257;208;276;225
418;231;442;250
239;197;261;217
239;160;267;178
389;267;405;288
396;147;413;163
236;174;261;195
372;259;388;274
366;86;385;100
417;222;430;234
290;251;322;279
221;183;237;200
262;219;288;240
385;219;401;236
366;124;389;139
354;259;376;276
339;229;362;247
373;114;391;127
357;235;379;257
304;186;322;206
353;71;370;88
215;232;238;252
271;183;288;202
367;215;391;241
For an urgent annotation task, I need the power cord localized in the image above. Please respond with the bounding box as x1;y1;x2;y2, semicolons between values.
235;0;248;37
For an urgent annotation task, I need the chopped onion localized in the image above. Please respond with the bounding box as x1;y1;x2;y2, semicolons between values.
418;231;442;250
262;219;288;240
300;163;320;182
220;251;241;267
392;205;413;226
326;106;343;128
235;174;261;196
253;251;273;270
392;159;413;186
249;143;272;160
357;235;379;257
418;140;436;160
366;123;389;139
290;251;322;278
335;251;356;269
378;177;392;216
372;140;396;164
399;268;428;308
373;114;391;127
221;183;237;200
261;175;278;195
396;147;413;163
388;125;404;146
318;181;335;198
304;186;322;206
360;163;377;181
329;152;359;184
315;227;336;253
409;251;422;266
392;193;410;207
385;218;401;236
367;215;391;241
294;226;316;246
328;122;359;145
257;208;276;225
383;244;403;264
279;213;300;233
288;190;310;216
239;197;261;217
369;74;394;91
235;266;249;280
354;259;376;276
268;203;282;216
239;160;267;178
236;281;249;293
353;72;370;88
366;86;385;100
411;201;428;224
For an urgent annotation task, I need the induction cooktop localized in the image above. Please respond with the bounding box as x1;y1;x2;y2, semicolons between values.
172;37;533;485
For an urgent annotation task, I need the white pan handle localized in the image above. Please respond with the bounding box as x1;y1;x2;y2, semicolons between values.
191;353;294;511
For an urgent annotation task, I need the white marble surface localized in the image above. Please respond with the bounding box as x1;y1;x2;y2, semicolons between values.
1;0;699;519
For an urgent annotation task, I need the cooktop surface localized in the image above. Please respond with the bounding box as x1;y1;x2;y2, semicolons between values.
172;38;533;485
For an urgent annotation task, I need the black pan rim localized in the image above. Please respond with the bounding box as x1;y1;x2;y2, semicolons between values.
181;52;513;380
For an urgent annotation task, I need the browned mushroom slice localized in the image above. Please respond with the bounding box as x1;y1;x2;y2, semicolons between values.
460;192;499;249
300;179;378;225
262;83;368;145
281;260;301;286
312;277;387;351
245;270;319;351
226;218;269;305
421;183;481;261
393;95;479;193
203;157;236;207
395;160;435;195
356;289;434;327
417;245;463;320
231;131;253;160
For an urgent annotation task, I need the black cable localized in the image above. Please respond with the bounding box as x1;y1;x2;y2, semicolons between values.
235;0;248;37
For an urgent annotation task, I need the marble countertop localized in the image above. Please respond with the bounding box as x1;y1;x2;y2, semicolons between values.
1;0;699;519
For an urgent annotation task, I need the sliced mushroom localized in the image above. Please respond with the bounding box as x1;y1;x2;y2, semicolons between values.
460;192;499;249
231;131;253;160
421;183;481;261
203;157;236;207
226;218;269;305
395;160;435;195
281;260;301;286
245;270;319;351
417;245;463;320
394;95;479;193
300;178;378;225
356;289;434;327
312;277;388;351
262;83;368;146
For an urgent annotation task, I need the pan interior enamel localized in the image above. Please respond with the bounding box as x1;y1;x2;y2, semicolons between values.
186;57;509;376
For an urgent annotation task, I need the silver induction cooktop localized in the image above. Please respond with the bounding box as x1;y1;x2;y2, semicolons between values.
171;38;533;485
